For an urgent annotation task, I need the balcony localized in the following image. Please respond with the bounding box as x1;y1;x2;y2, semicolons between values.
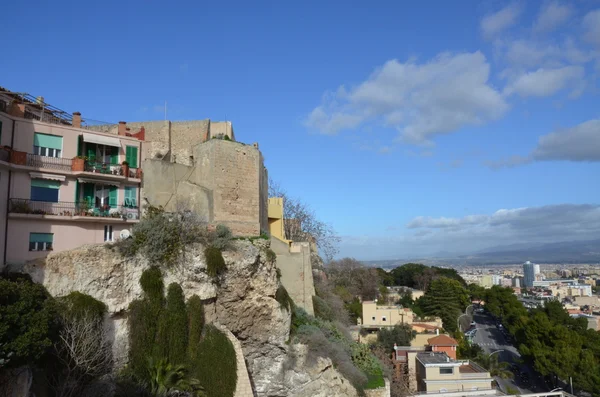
8;199;140;222
4;150;142;180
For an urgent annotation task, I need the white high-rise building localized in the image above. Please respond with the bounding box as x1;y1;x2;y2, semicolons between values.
523;261;537;288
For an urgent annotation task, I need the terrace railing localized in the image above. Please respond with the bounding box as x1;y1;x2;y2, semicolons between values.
9;199;139;220
26;153;72;172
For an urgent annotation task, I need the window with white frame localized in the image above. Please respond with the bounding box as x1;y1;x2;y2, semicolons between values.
104;225;114;242
29;233;53;251
33;133;62;158
439;367;453;375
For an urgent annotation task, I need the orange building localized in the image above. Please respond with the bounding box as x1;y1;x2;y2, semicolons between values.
427;335;458;360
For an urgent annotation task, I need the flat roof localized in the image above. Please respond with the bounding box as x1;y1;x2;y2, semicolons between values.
417;352;455;365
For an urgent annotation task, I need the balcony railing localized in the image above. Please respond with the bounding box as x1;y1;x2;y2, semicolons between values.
9;199;140;220
26;153;72;172
84;160;123;176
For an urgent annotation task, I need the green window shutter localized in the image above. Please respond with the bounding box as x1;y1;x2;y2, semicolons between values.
77;135;83;156
124;186;137;207
109;186;118;207
31;179;61;189
86;143;97;161
30;233;53;243
126;146;138;168
83;183;95;205
110;146;119;165
75;181;80;202
34;133;63;150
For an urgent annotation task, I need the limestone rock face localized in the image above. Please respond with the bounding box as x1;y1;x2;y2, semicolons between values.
19;239;358;397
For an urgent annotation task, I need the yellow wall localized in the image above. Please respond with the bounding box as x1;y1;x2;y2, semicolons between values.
268;197;287;242
362;301;415;326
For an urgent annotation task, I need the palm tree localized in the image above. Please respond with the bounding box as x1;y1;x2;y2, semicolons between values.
476;353;514;379
145;358;206;397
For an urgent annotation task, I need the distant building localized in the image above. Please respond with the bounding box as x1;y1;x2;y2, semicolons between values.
512;277;521;288
523;261;539;288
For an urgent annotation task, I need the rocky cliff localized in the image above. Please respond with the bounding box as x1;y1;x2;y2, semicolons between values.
17;240;357;397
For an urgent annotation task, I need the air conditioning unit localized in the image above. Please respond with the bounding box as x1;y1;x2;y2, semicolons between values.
127;212;136;220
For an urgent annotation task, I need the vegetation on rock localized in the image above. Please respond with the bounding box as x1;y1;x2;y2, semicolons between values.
192;325;237;397
204;246;226;277
0;274;57;368
128;269;237;397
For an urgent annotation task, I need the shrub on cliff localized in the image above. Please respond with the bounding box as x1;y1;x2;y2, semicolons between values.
186;295;204;359
156;283;188;366
204;246;226;277
0;274;58;368
191;325;237;397
276;285;294;311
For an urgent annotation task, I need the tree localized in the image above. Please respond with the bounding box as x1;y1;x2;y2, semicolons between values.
326;258;380;301
417;277;469;332
390;263;466;289
475;353;513;379
0;274;57;368
376;324;415;349
467;284;486;301
158;284;188;366
144;358;204;397
375;268;395;286
269;179;340;262
51;301;112;397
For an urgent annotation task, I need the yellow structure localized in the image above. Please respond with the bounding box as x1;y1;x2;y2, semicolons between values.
362;301;442;330
268;197;290;243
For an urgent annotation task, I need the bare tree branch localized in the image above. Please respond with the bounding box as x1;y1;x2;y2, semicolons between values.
269;179;340;262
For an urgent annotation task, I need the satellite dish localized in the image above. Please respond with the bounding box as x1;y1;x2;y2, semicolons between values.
119;229;131;240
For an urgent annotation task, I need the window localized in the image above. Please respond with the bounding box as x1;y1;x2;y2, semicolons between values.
104;225;113;242
29;233;53;251
124;186;137;207
125;146;138;168
371;316;376;321
439;367;453;375
382;316;387;322
31;179;60;202
33;133;62;158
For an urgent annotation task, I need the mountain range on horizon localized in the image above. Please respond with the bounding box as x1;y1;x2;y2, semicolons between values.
363;238;600;268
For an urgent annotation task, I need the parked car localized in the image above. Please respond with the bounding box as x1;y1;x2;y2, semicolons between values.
470;320;477;326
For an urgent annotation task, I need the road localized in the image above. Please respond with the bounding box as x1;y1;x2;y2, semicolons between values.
471;312;549;394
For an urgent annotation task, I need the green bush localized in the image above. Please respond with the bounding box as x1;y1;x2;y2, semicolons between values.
365;372;385;389
313;295;334;321
158;284;188;365
265;248;277;263
211;224;233;250
140;266;164;303
187;295;204;359
276;285;294;311
0;275;58;367
192;325;237;397
204;246;226;277
57;291;107;320
128;268;166;379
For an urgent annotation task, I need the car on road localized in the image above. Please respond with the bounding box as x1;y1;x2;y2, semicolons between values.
470;320;476;326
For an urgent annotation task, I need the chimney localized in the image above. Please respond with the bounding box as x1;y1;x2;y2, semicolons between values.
118;121;127;136
72;112;82;128
8;102;25;118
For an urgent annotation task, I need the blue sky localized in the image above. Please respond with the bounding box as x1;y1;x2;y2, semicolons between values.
2;1;600;259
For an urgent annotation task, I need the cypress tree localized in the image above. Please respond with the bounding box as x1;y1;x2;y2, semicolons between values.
157;283;188;365
186;295;204;359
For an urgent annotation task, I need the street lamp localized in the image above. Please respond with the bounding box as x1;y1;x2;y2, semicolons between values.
458;305;475;332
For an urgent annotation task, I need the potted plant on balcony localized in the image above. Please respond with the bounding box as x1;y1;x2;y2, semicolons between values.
121;161;130;177
72;155;87;172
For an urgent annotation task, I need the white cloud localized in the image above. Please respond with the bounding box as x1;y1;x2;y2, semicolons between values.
583;9;600;46
532;119;600;161
533;1;573;33
503;66;584;97
486;119;600;168
481;4;522;39
305;52;508;146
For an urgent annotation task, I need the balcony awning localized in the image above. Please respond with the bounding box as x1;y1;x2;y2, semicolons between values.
82;132;121;148
77;177;120;187
29;172;66;182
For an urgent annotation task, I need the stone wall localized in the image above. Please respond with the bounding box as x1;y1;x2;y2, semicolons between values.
143;139;267;236
271;237;315;315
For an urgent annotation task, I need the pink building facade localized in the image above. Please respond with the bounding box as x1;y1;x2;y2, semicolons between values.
0;89;145;266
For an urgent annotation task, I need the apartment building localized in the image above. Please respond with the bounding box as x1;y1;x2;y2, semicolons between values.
362;300;443;330
415;352;493;394
0;88;143;266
